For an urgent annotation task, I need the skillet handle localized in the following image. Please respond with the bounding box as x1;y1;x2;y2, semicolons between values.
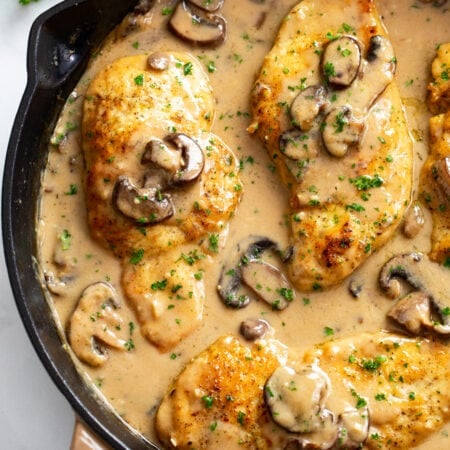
71;417;111;450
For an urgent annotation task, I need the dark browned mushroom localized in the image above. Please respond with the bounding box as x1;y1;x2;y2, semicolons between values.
68;282;128;367
169;1;227;47
239;318;270;341
322;36;361;88
379;253;450;335
113;175;174;224
402;202;425;239
217;236;294;309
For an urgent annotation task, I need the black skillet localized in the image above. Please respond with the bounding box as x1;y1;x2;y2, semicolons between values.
2;0;160;448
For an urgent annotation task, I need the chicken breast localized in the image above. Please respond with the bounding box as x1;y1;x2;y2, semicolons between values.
427;42;450;115
156;332;450;450
82;53;242;350
420;111;450;265
250;0;412;291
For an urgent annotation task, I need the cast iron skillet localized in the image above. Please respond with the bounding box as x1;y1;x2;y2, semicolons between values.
2;0;160;448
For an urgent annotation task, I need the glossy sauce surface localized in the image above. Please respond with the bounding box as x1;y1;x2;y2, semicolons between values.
37;0;450;448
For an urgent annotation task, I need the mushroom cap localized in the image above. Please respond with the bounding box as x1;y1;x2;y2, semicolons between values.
68;282;128;367
113;175;174;224
322;36;361;88
265;365;330;433
169;0;227;47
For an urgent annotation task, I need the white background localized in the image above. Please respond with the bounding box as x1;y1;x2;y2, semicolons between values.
0;1;74;448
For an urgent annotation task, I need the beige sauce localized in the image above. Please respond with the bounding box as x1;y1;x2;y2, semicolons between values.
37;0;450;448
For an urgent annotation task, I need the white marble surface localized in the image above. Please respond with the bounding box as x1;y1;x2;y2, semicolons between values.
0;1;74;448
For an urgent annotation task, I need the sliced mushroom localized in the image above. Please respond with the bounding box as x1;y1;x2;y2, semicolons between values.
379;253;450;335
68;282;128;367
322;36;361;88
113;175;174;224
217;236;294;309
265;365;336;440
290;85;329;131
165;133;205;183
349;35;396;113
147;52;170;71
402;202;425;239
279;129;320;160
142;138;183;174
241;260;295;310
433;156;450;198
387;291;436;334
321;106;363;157
169;1;227;47
240;318;270;341
379;252;424;296
336;408;369;449
187;0;224;12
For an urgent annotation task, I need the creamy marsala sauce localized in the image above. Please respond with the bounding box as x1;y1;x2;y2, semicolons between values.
37;0;450;448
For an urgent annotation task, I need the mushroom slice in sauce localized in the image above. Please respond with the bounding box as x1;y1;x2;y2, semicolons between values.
217;236;294;309
265;365;331;433
321;106;363;157
241;260;294;310
113;175;174;224
68;282;127;367
169;0;227;47
279;129;320;161
290;85;329;131
402;201;425;239
379;253;450;335
350;35;396;112
322;36;361;88
336;408;369;449
165;133;205;183
240;318;271;341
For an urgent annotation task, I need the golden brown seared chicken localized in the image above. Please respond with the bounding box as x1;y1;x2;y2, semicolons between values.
421;45;450;266
427;42;450;115
156;333;450;450
420;111;450;265
250;0;412;291
82;53;242;350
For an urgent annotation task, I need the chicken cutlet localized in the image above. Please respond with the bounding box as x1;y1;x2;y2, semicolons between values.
421;46;450;266
156;332;450;449
81;53;242;350
250;0;412;291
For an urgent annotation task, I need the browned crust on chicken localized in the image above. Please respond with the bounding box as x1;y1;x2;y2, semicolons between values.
420;111;450;265
250;0;412;291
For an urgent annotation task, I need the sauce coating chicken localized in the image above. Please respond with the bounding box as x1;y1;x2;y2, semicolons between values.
81;53;242;350
250;0;412;291
427;42;450;115
156;332;450;449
